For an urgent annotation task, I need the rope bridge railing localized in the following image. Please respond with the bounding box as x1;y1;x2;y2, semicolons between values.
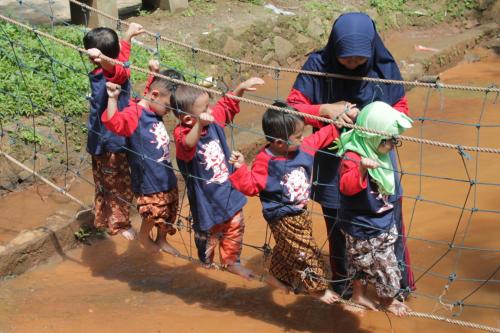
0;4;499;332
68;0;500;94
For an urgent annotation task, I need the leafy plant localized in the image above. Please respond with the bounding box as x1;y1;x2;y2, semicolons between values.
74;227;92;242
445;0;478;18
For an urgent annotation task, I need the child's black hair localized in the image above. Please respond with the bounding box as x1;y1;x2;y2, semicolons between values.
170;84;211;118
262;102;304;142
149;69;185;94
83;27;120;59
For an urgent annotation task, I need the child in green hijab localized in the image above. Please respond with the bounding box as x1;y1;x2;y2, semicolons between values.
337;101;413;316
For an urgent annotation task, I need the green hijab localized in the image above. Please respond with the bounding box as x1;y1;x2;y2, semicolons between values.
336;101;413;195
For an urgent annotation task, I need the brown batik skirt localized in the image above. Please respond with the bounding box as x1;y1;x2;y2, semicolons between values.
269;211;329;293
136;187;179;235
91;152;133;235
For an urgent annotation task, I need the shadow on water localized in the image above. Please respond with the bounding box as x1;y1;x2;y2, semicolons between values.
81;237;371;333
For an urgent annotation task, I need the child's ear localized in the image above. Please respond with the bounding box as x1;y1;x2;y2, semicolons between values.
181;114;194;126
150;89;160;99
275;139;286;147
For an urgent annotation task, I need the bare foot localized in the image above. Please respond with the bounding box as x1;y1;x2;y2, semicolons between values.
156;238;180;256
138;233;160;253
120;227;137;241
382;299;411;317
263;274;291;293
314;289;339;305
226;263;254;280
352;294;378;311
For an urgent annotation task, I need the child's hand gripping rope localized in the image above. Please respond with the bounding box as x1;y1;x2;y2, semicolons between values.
229;151;245;169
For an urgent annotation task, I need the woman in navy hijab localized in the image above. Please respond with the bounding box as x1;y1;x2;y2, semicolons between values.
287;12;414;298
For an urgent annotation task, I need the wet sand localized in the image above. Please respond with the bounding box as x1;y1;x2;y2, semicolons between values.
0;49;499;332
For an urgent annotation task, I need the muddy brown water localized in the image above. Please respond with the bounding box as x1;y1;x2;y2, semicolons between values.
0;48;499;332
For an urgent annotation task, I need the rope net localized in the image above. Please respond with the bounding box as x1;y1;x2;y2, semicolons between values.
0;2;498;332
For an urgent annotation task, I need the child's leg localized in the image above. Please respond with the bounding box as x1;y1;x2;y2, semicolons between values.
156;223;179;256
101;152;135;239
91;155;107;231
153;188;180;256
136;192;176;253
371;226;410;316
194;228;216;267
217;211;254;279
343;229;378;310
351;280;378;310
138;217;159;253
268;212;337;303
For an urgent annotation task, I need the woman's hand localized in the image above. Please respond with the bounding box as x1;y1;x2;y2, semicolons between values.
319;101;358;128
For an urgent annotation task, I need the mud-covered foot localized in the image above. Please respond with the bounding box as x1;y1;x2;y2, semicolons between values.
120;227;137;241
156;238;180;257
138;233;160;253
315;289;339;305
226;263;254;280
383;299;411;317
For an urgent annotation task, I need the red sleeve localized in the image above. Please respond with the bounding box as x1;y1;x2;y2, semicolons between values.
103;40;131;85
392;96;409;115
339;151;367;196
173;125;197;161
229;150;269;196
301;124;339;155
143;74;155;96
211;93;240;126
286;88;324;128
101;100;141;137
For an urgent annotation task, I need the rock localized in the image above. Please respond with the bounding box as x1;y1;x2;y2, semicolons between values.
261;38;272;51
273;36;294;62
223;37;242;56
273;27;282;34
306;17;324;39
232;26;248;37
296;33;312;46
268;60;280;69
477;0;495;10
464;19;479;29
263;52;274;63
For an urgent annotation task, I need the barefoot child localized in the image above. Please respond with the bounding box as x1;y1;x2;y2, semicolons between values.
229;102;340;304
336;101;413;316
171;77;263;279
102;68;182;255
83;23;145;240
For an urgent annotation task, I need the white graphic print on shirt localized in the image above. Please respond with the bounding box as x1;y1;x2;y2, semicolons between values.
280;167;310;207
149;122;171;163
198;140;229;184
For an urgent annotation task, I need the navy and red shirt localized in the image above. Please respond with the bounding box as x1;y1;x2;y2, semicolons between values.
174;94;247;232
287;88;408;209
86;40;132;155
102;101;177;195
339;151;397;239
230;124;339;222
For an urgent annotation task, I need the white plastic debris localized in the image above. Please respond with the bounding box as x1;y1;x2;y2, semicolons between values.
264;3;295;16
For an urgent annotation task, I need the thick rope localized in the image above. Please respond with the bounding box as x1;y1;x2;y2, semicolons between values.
2;147;499;332
0;150;90;209
68;0;500;94
1;13;499;155
1;11;500;333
